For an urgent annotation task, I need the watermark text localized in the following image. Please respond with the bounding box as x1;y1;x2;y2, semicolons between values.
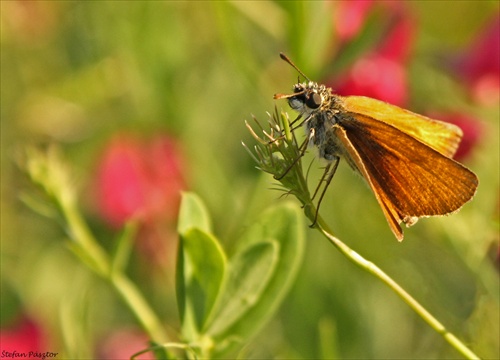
1;350;58;360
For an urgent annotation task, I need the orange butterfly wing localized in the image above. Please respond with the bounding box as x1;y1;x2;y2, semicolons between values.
332;112;478;241
340;96;462;158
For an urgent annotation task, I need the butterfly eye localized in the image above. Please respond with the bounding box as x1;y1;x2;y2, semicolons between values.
293;85;303;93
306;92;322;109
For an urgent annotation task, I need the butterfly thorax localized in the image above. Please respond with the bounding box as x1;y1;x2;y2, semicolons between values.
287;82;348;162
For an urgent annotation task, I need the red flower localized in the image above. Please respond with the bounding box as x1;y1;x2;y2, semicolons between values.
1;1;60;44
0;317;46;359
334;0;374;43
96;328;154;360
94;133;186;267
448;13;500;105
95;133;185;229
328;2;416;106
332;54;409;106
376;9;415;64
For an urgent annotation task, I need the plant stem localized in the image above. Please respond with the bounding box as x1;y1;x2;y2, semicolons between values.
52;167;169;345
315;219;480;360
246;110;481;359
111;273;169;344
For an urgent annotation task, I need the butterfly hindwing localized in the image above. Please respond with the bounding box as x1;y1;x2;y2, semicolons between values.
332;112;478;240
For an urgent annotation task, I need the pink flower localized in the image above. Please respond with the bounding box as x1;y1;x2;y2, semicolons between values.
328;2;416;106
334;0;374;43
448;13;500;105
376;9;415;64
94;133;185;267
95;133;185;229
0;317;46;359
96;328;154;360
426;112;483;161
2;1;60;44
332;54;409;106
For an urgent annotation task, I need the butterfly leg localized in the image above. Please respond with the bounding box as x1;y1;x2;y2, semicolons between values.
311;163;332;201
310;156;340;227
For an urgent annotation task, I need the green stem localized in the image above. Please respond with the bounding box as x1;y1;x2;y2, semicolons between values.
245;109;481;358
57;189;169;344
111;273;169;344
61;197;110;276
315;218;480;360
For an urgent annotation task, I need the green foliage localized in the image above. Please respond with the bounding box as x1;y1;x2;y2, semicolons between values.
2;1;498;359
177;228;227;340
176;193;304;357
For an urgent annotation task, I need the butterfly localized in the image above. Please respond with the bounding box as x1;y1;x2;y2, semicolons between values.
274;53;478;241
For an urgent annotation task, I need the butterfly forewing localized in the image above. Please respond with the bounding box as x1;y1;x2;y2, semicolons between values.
340;96;463;158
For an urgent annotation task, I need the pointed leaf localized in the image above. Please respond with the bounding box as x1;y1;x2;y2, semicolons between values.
111;220;138;275
176;192;215;338
177;228;227;340
207;202;305;356
177;192;212;235
205;240;279;334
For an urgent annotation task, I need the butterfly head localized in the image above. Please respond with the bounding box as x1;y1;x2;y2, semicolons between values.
274;53;334;115
276;81;333;117
290;82;323;111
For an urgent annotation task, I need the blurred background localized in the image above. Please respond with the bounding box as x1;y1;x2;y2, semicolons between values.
1;1;499;359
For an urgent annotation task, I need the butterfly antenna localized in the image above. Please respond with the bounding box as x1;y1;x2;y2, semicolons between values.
279;52;310;82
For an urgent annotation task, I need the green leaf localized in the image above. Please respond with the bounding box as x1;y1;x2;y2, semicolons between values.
177;228;227;341
205;240;279;335
177;192;212;235
110;220;138;275
207;202;305;356
176;192;220;340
